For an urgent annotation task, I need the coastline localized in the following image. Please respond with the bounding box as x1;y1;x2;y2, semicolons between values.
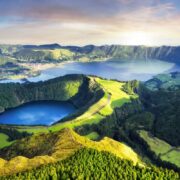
0;60;75;82
0;58;110;82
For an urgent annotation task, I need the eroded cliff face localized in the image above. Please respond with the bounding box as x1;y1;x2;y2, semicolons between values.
145;46;180;62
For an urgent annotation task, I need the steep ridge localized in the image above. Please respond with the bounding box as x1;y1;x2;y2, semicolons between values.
1;148;179;180
66;45;180;63
0;128;142;176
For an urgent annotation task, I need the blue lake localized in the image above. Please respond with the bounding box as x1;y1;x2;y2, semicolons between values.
0;101;76;125
1;59;179;83
0;59;179;126
28;59;179;82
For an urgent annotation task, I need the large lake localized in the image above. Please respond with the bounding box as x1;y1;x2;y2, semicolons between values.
0;59;179;126
1;59;179;83
0;101;76;125
25;59;180;82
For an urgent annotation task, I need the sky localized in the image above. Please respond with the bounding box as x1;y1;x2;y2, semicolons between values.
0;0;180;46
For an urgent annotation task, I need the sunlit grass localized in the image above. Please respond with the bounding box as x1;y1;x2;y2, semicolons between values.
35;49;74;60
0;128;143;176
84;132;99;140
14;77;137;135
0;133;14;149
138;130;180;167
96;78;137;115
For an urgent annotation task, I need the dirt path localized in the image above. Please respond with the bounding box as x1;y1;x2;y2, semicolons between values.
91;93;111;116
89;78;111;117
75;78;112;121
160;147;180;157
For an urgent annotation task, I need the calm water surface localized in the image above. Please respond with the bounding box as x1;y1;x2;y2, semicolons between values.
28;59;178;82
1;59;179;83
0;101;76;125
0;59;179;126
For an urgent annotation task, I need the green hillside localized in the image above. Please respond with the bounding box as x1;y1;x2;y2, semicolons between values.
1;44;180;64
0;74;103;113
0;128;142;176
1;148;179;180
0;76;134;136
0;73;179;177
74;73;180;170
137;130;180;168
0;133;13;149
14;48;75;62
1;44;180;81
139;76;180;146
144;72;180;91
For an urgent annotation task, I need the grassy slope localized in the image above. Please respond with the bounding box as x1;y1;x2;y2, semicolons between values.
0;128;142;176
85;132;100;140
0;76;137;169
55;77;137;124
48;49;75;59
71;129;141;166
0;75;83;112
96;78;137;115
12;77;135;135
138;130;180;167
145;72;180;90
0;133;13;149
34;48;75;60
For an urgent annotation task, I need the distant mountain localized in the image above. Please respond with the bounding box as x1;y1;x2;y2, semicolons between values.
23;43;61;49
65;45;180;63
0;44;180;64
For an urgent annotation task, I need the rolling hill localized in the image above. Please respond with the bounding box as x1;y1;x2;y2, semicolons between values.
1;148;179;180
0;128;142;176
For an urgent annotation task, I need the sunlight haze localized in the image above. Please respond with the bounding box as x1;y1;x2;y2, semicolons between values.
0;0;180;45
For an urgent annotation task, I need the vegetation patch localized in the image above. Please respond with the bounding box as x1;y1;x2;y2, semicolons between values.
1;148;179;180
84;132;99;140
1;76;135;136
0;128;142;176
96;78;137;115
137;130;180;168
0;133;13;149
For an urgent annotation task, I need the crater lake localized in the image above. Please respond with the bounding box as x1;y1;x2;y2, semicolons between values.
0;101;76;126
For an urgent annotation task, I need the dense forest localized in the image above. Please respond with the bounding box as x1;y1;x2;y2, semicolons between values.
0;74;104;115
0;127;32;141
75;79;180;170
138;85;180;146
0;73;179;177
1;148;179;180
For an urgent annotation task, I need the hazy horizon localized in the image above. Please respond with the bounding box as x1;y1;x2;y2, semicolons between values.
1;42;180;47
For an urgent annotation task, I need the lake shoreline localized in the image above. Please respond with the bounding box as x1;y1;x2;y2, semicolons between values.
0;59;179;83
0;100;76;126
0;58;110;83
